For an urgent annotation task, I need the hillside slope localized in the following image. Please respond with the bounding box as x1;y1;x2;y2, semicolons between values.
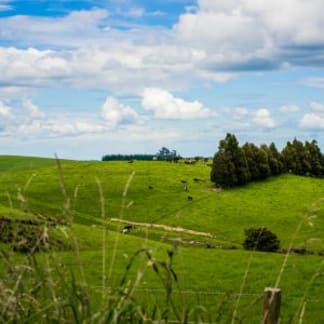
0;156;323;251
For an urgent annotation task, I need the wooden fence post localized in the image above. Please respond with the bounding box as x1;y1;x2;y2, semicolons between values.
262;288;281;324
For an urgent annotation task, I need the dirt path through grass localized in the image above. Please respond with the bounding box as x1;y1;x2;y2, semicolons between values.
110;218;214;238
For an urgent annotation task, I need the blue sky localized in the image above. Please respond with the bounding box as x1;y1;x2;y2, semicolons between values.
0;0;324;159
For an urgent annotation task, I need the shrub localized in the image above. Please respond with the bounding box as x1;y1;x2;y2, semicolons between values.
243;227;280;252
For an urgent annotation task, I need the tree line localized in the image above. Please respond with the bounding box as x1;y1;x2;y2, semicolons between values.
102;154;155;161
102;147;181;162
211;133;324;188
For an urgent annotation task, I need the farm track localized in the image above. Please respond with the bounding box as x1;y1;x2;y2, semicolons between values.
110;218;214;238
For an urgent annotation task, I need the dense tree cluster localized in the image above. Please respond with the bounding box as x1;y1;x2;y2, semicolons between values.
102;147;181;162
102;154;155;161
155;147;181;162
282;139;324;176
211;133;324;188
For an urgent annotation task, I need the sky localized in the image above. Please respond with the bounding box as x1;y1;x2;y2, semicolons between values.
0;0;324;160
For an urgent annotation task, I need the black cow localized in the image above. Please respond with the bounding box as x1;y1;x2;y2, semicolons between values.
122;225;135;233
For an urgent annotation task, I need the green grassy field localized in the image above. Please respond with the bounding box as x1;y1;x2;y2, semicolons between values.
0;156;323;323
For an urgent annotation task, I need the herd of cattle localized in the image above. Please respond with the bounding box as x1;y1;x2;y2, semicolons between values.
121;177;205;234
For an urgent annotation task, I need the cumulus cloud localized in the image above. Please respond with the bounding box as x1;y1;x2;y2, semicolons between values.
300;114;324;130
22;99;45;118
0;98;108;138
101;96;139;127
142;88;213;119
309;101;324;114
0;45;208;94
300;102;324;129
0;47;70;87
253;108;276;128
0;9;109;48
280;105;300;113
174;0;324;71
0;1;322;96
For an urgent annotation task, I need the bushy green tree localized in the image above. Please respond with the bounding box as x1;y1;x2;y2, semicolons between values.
305;140;324;176
211;149;237;187
269;142;285;174
242;143;270;180
211;133;250;187
243;227;280;252
282;139;313;175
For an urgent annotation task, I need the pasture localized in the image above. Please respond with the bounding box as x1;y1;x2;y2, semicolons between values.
0;156;323;323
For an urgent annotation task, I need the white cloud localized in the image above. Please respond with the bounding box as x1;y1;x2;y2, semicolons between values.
0;97;108;138
0;2;322;97
299;102;324;129
253;108;276;128
142;88;213;119
310;101;324;114
0;47;70;86
0;45;209;94
299;113;324;129
280;105;300;113
22;99;45;118
101;96;139;127
0;9;109;47
196;0;324;44
174;0;324;71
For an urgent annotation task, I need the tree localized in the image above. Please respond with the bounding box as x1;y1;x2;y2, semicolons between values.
211;134;324;188
242;143;270;180
268;142;284;175
282;139;311;175
211;133;250;187
305;140;324;176
243;227;280;252
155;147;180;162
211;149;237;187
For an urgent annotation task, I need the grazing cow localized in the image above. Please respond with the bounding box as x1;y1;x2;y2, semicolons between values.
122;225;134;233
187;196;193;201
180;180;187;184
148;185;153;190
193;178;201;182
128;160;134;164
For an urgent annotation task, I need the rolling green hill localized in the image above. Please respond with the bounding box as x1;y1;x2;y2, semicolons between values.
0;155;323;322
0;155;63;171
0;156;323;251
